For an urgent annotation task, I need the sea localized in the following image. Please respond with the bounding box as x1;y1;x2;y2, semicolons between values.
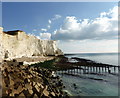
57;53;119;96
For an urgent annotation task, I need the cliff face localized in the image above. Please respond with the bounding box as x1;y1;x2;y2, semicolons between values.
0;27;63;59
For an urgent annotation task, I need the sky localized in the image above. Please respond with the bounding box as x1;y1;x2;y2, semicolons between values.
2;2;118;53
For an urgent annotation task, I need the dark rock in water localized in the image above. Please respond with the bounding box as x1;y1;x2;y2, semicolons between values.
73;83;76;87
63;86;66;88
73;83;77;89
57;76;60;79
59;94;62;97
56;81;63;87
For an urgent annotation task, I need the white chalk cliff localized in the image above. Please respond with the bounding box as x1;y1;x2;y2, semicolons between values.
0;27;63;59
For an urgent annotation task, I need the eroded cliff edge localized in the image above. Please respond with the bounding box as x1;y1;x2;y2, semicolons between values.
0;27;63;60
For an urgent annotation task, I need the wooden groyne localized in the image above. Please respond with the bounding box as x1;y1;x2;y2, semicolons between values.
56;65;119;75
54;57;119;75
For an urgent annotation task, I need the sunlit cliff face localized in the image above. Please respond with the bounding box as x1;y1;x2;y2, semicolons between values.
0;27;63;60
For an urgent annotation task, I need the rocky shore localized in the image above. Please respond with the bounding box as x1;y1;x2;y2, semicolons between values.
0;59;68;97
0;55;118;97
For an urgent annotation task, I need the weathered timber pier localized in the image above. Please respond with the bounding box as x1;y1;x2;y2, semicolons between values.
55;57;119;75
56;65;119;75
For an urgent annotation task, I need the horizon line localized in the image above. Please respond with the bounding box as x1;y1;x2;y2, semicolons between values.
64;52;119;54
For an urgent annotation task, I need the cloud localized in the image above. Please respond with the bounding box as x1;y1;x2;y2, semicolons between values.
47;14;62;29
58;39;118;53
36;36;40;39
48;20;52;24
38;14;61;40
40;33;51;40
41;28;47;32
52;6;118;40
47;25;51;29
52;14;62;20
32;29;37;32
28;33;40;39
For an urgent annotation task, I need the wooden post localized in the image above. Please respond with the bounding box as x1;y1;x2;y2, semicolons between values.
93;66;95;73
99;67;101;73
84;66;86;73
107;66;109;73
62;70;63;76
102;66;104;73
83;66;85;74
108;66;111;73
77;66;78;74
88;66;90;73
80;68;81;74
68;69;69;74
90;66;92;73
105;66;107;73
114;66;116;73
96;67;98;73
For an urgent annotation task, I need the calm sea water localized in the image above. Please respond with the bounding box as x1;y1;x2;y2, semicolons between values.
65;53;118;66
58;53;119;96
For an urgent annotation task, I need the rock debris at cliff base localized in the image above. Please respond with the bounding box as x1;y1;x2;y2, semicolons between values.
0;27;66;97
0;59;68;97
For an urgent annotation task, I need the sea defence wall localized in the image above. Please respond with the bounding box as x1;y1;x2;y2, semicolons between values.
0;27;63;60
